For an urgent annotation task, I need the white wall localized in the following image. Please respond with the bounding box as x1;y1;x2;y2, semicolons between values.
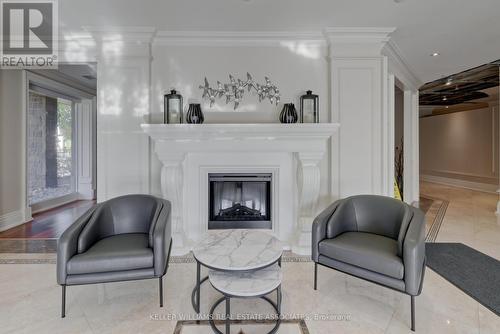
0;70;27;230
82;29;419;209
420;106;499;190
151;45;328;123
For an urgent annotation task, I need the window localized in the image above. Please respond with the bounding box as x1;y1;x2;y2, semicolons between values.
27;91;76;205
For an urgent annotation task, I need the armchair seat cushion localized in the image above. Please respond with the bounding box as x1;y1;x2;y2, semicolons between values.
318;232;404;280
67;233;153;275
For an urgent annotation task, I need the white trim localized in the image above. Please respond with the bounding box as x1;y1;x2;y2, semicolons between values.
323;27;396;40
82;26;156;43
0;210;27;232
30;193;81;215
383;40;422;90
141;123;340;141
153;30;326;47
387;73;396;198
422;174;498;194
21;70;30;223
420;169;497;182
323;27;395;57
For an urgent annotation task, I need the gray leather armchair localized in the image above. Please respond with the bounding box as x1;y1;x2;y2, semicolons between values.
57;194;172;317
312;195;426;331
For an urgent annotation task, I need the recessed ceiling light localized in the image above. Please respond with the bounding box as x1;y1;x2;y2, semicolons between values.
431;52;440;57
442;96;447;101
445;78;452;85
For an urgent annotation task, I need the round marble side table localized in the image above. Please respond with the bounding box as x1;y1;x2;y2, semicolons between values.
208;263;283;334
191;230;283;314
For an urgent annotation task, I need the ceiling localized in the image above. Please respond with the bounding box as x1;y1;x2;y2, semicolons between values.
420;62;499;106
419;61;499;117
31;64;97;93
58;0;500;83
56;64;97;90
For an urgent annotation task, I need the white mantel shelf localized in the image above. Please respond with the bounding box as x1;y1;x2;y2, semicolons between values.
141;122;339;256
141;123;340;140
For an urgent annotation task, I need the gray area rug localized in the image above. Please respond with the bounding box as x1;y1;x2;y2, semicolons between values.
426;242;500;316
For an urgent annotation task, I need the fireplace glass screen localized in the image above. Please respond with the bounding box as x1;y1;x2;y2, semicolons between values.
208;173;272;229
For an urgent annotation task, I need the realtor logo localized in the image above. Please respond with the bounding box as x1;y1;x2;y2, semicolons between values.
1;0;58;68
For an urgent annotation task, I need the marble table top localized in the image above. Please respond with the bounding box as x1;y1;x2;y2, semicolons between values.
192;230;283;271
209;263;282;297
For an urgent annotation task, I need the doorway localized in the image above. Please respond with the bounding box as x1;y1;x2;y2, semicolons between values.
26;66;97;215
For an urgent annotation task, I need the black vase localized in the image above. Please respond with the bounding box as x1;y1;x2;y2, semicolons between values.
279;103;298;123
186;103;204;124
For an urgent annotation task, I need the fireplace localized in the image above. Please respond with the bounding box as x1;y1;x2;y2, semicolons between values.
208;173;272;229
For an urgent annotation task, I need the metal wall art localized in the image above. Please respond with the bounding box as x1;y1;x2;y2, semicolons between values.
199;73;280;110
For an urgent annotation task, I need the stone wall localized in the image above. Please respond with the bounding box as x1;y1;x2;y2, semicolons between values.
27;92;47;199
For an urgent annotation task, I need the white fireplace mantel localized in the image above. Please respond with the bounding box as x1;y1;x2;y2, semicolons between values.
141;123;339;255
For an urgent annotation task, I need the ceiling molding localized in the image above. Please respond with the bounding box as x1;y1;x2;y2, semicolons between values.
323;27;395;42
323;27;396;57
383;39;422;90
82;26;156;43
153;30;327;47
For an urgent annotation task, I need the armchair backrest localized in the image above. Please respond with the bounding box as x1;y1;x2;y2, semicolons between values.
77;194;162;253
327;195;413;257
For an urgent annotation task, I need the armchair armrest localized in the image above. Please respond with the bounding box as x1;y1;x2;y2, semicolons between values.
152;200;172;277
56;205;98;285
403;207;426;296
312;200;343;262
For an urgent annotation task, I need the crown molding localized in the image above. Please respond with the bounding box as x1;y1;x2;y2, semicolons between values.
383;39;422;90
323;27;396;42
153;30;327;47
323;27;396;57
82;26;156;43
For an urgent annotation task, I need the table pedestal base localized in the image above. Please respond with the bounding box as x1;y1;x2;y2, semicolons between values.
208;286;282;334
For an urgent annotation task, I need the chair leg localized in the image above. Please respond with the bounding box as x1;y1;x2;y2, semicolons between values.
159;276;163;307
410;295;415;331
61;285;66;318
314;262;318;290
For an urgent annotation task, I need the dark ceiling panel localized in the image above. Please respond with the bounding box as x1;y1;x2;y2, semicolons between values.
419;62;499;106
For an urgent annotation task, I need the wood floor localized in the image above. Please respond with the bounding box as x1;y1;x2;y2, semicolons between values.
0;200;95;239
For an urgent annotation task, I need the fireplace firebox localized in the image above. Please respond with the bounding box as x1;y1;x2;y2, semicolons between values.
208;173;272;229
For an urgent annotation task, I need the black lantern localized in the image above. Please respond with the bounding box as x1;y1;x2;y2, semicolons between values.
164;89;183;124
300;90;319;123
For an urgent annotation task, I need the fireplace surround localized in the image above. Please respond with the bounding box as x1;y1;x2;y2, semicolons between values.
141;123;339;255
208;173;272;230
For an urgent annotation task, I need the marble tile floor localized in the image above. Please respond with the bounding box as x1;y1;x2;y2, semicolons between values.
420;182;500;260
0;182;499;333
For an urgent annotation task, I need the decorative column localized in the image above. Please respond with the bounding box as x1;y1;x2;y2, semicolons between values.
292;151;324;255
325;27;394;198
157;151;187;255
85;27;155;202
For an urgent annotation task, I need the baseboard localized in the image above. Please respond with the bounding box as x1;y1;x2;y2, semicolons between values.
30;193;81;214
77;189;96;200
0;210;25;232
421;174;498;193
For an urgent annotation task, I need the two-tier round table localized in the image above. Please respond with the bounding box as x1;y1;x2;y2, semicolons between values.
191;230;283;333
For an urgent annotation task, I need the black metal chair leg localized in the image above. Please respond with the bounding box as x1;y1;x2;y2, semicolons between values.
159;276;163;307
411;295;415;331
314;262;318;290
225;297;230;334
61;285;66;318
